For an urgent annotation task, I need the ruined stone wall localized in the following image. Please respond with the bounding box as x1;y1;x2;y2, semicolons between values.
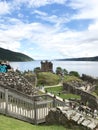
0;72;37;95
46;107;98;130
63;82;98;109
81;74;96;84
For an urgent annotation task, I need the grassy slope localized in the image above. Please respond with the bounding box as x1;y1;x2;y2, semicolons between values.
0;115;66;130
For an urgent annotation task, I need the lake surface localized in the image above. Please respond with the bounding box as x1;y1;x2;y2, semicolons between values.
10;61;98;78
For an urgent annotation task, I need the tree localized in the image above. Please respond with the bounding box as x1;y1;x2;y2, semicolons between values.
56;67;68;76
56;67;63;75
63;69;68;76
34;67;41;74
69;71;80;77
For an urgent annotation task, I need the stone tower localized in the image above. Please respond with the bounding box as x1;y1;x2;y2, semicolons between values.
41;61;53;72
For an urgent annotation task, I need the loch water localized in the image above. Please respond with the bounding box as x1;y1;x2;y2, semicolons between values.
10;61;98;78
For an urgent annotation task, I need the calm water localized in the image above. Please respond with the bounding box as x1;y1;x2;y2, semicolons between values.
10;61;98;78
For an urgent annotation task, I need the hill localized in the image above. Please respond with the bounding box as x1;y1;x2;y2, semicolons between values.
0;47;33;61
56;56;98;61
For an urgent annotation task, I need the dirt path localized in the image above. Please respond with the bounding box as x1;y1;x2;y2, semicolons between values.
44;83;62;88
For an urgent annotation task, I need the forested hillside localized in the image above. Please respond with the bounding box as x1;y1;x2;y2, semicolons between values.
0;47;33;61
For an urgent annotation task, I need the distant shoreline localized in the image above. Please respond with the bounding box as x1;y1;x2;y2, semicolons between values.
55;56;98;61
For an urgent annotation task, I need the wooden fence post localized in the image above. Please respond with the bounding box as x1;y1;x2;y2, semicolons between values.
53;95;56;107
5;89;8;115
34;100;38;124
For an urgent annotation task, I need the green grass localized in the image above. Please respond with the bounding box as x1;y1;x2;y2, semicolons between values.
92;92;98;98
0;114;84;130
45;86;80;100
45;86;62;94
0;115;69;130
59;93;80;99
44;75;82;100
0;114;85;130
63;76;82;83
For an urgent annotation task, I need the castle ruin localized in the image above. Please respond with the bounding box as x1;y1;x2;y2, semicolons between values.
41;61;53;72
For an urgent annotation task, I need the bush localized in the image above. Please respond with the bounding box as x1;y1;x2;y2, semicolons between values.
69;71;80;77
37;72;60;86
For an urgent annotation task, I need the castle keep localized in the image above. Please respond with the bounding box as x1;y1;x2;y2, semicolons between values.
41;61;53;72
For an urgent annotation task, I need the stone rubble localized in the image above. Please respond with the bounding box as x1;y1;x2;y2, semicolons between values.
46;106;98;130
0;72;37;95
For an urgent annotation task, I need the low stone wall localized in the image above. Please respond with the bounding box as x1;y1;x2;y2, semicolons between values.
46;106;98;130
63;82;98;109
63;80;94;92
0;71;37;95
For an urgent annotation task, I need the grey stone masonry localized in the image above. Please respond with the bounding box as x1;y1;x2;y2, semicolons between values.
0;72;37;95
46;106;98;130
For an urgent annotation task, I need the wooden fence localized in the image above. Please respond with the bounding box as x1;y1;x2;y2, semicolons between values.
0;86;66;124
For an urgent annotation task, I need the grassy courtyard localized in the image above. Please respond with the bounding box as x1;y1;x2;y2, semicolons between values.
45;86;80;100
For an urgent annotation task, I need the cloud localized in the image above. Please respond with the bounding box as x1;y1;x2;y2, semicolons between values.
38;14;69;26
88;20;98;31
33;10;47;16
29;0;67;7
13;0;67;8
0;1;11;15
0;15;98;59
33;9;69;29
0;40;20;51
0;0;98;59
69;0;98;20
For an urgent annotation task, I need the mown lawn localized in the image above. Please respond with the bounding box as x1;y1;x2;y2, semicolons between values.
45;86;80;100
0;115;69;130
0;114;85;130
59;93;80;99
45;86;62;94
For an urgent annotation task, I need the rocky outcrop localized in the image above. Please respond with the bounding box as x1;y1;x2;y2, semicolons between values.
46;106;98;130
0;72;37;95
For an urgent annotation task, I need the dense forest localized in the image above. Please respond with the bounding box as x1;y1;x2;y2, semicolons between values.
0;47;33;61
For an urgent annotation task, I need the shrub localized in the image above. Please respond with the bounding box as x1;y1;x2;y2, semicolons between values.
37;72;60;86
69;71;80;77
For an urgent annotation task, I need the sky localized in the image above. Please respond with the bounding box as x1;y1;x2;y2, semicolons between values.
0;0;98;60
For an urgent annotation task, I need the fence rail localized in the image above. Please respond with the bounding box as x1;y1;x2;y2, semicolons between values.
0;86;65;124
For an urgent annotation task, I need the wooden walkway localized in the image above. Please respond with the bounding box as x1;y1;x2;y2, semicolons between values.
0;86;65;124
0;85;98;129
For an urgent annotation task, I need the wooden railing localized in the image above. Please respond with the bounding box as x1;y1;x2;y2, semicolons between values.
0;86;66;124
